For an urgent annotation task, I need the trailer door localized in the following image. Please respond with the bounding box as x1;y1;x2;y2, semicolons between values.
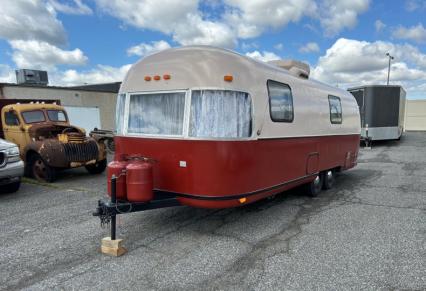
349;89;365;127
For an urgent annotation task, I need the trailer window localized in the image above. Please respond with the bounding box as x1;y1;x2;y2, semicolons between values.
328;95;342;124
189;90;252;138
22;110;46;123
115;93;126;134
128;92;185;136
267;80;294;122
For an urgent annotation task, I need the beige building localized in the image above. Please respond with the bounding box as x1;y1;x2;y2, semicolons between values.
405;99;426;131
0;82;120;131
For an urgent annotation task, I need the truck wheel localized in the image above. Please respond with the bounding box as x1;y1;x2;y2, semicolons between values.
31;154;57;183
322;170;335;190
305;174;323;197
85;159;107;174
1;179;21;193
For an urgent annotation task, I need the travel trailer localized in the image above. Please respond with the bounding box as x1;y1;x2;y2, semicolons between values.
348;85;406;141
99;46;361;211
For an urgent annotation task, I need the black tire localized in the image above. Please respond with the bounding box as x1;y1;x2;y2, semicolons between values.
85;159;107;174
322;170;335;190
305;174;323;197
1;179;21;193
30;153;57;183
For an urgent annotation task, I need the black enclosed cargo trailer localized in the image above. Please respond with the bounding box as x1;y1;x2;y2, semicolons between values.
348;85;406;141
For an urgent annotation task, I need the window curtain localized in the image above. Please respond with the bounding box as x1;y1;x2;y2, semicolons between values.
115;93;126;134
128;92;185;135
190;90;252;138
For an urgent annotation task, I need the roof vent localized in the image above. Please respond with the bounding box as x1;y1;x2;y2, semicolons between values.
267;60;310;79
15;69;49;86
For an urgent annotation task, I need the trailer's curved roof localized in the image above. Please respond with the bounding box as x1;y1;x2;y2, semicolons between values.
120;45;349;98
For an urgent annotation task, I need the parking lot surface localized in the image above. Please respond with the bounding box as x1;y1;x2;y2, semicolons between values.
0;132;425;290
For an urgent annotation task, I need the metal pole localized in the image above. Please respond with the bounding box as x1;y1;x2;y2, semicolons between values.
387;57;391;85
111;175;117;240
386;53;394;86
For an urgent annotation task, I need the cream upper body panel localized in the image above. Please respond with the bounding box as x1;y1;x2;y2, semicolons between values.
119;46;360;139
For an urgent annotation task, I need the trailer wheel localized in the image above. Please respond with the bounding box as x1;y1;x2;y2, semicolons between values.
85;159;107;174
305;174;323;197
322;170;335;190
31;154;57;183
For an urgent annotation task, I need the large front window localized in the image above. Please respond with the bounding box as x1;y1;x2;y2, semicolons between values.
128;92;186;135
122;89;252;138
189;90;252;138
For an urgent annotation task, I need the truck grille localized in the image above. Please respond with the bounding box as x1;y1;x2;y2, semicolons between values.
62;141;99;162
0;152;5;167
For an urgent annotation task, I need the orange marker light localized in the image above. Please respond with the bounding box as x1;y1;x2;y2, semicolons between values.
224;75;233;82
239;197;247;204
144;76;151;81
153;75;161;81
163;74;171;80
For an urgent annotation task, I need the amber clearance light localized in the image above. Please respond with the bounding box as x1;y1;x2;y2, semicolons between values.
153;75;161;81
163;74;171;80
144;76;152;81
224;75;233;82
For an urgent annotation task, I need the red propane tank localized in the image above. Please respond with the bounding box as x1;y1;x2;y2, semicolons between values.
107;160;128;200
126;161;154;202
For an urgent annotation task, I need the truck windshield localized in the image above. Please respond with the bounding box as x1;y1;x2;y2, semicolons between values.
22;110;46;123
47;110;67;122
189;90;252;138
128;92;186;135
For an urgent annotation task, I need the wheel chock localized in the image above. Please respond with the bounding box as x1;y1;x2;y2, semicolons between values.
101;237;127;257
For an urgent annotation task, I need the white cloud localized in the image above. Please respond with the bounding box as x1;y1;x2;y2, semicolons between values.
0;64;16;83
405;0;426;11
299;42;320;53
172;14;236;47
54;64;131;86
48;0;93;15
10;40;88;70
127;40;171;57
375;20;386;32
393;23;426;43
224;0;316;39
274;43;284;51
0;0;66;45
311;38;426;96
245;51;280;62
95;0;236;48
319;0;370;37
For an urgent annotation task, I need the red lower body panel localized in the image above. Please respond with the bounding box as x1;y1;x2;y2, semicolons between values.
114;135;360;208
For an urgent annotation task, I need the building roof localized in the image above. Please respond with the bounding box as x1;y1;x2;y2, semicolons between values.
0;82;121;93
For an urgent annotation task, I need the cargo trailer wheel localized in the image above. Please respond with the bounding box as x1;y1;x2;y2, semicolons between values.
305;174;323;197
85;159;107;174
322;170;335;190
31;154;57;183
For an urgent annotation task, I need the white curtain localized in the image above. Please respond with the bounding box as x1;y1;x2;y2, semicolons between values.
128;92;185;135
115;93;126;134
190;90;252;138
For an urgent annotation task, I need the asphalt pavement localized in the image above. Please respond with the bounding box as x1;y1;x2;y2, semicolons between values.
0;132;425;290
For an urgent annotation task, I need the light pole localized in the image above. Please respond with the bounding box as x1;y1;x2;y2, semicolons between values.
386;52;394;85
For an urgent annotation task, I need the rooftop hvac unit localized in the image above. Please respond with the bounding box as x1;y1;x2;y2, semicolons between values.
267;60;310;79
15;69;49;86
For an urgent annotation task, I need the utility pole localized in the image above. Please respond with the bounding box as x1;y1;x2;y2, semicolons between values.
386;53;394;85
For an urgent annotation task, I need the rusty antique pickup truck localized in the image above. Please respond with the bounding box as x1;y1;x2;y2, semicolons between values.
0;99;107;182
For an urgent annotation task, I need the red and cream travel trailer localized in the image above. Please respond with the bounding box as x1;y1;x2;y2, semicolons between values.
97;46;360;218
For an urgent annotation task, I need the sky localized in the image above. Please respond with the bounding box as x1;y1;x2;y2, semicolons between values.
0;0;426;99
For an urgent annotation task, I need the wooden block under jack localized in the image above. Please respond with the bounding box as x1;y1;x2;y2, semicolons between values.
101;237;127;257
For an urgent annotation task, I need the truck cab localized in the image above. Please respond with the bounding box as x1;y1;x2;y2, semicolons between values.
0;101;107;182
